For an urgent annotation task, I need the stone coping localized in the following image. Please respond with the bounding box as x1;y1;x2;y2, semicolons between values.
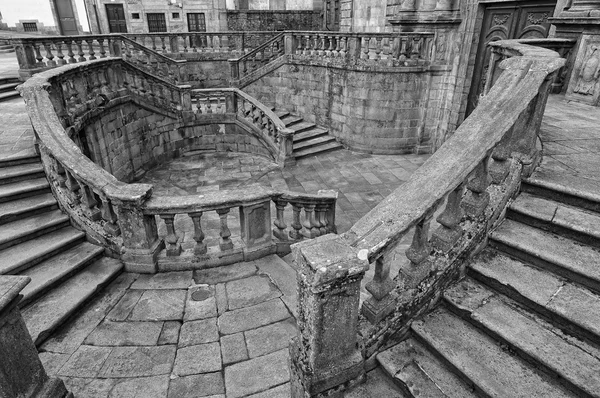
0;275;30;313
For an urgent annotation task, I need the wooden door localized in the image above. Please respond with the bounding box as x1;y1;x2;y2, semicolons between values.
466;1;555;115
106;4;128;33
55;0;79;35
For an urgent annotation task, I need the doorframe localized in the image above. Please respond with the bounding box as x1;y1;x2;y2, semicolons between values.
49;0;83;35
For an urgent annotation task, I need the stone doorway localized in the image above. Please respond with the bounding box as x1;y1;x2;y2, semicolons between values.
466;0;556;115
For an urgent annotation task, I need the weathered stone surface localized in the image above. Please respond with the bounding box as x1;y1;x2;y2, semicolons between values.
184;285;217;321
109;375;170;397
225;275;282;310
173;342;222;376
129;290;187;321
158;321;181;345
224;349;290;398
99;345;176;378
167;372;225;398
215;283;228;315
41;274;137;354
255;255;298;317
194;262;257;284
246;383;291;398
106;290;144;321
220;332;248;365
131;271;193;290
58;345;112;377
218;299;290;335
244;318;297;358
63;377;117;397
39;352;70;376
84;321;163;346
178;318;219;348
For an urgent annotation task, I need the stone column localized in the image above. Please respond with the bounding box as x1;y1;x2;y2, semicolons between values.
0;276;72;398
290;236;368;397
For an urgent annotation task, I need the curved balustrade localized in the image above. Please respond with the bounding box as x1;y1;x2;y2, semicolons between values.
229;33;285;81
289;39;565;396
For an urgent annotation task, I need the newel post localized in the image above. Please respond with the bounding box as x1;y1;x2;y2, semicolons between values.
290;236;368;397
107;184;164;273
277;127;295;167
0;276;72;397
12;39;39;81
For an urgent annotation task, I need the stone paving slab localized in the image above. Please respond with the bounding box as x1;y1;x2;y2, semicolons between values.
173;342;222;376
224;348;290;398
131;271;194;290
184;285;218;321
178;317;219;348
98;345;176;378
129;289;187;321
84;321;163;346
225;274;282;311
158;321;182;346
167;372;225;398
244;318;297;359
246;383;291;398
106;289;143;321
218;298;291;335
220;332;249;365
58;345;113;378
194;262;258;284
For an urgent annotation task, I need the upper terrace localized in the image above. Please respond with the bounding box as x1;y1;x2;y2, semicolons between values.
1;29;600;398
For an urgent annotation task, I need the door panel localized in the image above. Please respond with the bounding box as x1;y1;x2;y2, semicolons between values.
106;4;127;33
55;0;79;35
466;1;556;115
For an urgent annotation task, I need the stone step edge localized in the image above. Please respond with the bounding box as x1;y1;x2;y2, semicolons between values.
294;141;344;159
0;193;58;226
294;136;337;151
0;210;70;251
0;153;40;167
522;176;600;213
443;281;600;398
0;179;51;203
293;128;329;143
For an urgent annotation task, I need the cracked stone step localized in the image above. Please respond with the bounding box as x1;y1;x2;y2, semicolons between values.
294;141;344;159
289;121;316;134
0;192;57;225
0;209;70;251
377;338;477;398
508;192;600;249
523;168;600;213
490;219;600;294
293;127;328;143
0;162;45;185
22;256;123;346
444;279;600;398
0;226;86;275
0;177;50;203
469;248;600;346
412;308;573;398
294;135;338;151
19;242;105;307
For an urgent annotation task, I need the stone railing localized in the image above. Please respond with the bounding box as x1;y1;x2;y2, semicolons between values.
229;31;435;84
289;39;565;397
18;57;325;273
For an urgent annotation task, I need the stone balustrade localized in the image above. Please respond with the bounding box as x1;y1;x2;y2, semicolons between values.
289;39;565;397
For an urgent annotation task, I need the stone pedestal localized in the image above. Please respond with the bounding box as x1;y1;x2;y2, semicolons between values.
0;276;72;398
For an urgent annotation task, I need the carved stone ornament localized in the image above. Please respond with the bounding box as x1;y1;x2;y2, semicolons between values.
526;12;548;25
493;14;510;26
566;34;600;106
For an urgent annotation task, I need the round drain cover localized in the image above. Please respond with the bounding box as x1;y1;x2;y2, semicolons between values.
191;287;212;302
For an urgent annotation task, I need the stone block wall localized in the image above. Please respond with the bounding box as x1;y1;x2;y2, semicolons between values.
244;61;448;153
80;101;274;182
226;10;321;30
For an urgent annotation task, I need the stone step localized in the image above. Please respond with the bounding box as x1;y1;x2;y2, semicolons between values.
412;308;573;398
0;209;70;251
522;168;600;214
294;141;344;160
274;110;290;119
281;115;303;127
289;121;316;134
0;177;50;203
0;226;86;275
0;48;15;54
0;162;45;185
0;192;57;225
19;242;105;307
468;249;600;347
294;135;338;151
0;90;19;102
293;127;328;143
377;339;477;398
490;219;600;294
444;279;600;398
508;192;600;249
22;256;123;346
0;151;39;167
0;82;19;93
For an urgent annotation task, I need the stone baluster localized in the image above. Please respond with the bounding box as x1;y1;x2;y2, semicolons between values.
150;36;157;51
190;212;207;255
411;37;421;59
64;40;76;64
161;214;182;256
376;37;384;60
431;184;464;252
86;39;96;60
55;42;66;65
33;44;44;67
75;39;85;62
189;34;197;52
64;170;80;204
301;203;319;238
289;203;303;240
314;203;328;235
160;36;167;53
273;198;288;241
461;153;491;217
216;208;234;251
406;212;433;268
295;34;304;54
43;43;56;67
100;196;120;236
363;37;371;59
98;39;106;58
303;34;311;55
311;35;318;56
399;37;408;61
489;128;513;184
340;36;348;58
80;184;102;221
362;255;395;323
332;36;340;57
54;161;67;188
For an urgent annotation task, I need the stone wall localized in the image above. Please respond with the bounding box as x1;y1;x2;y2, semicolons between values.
339;0;388;32
243;60;449;154
226;10;321;30
80;100;274;182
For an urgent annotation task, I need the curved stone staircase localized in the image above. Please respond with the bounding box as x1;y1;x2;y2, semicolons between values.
377;170;600;397
0;153;122;346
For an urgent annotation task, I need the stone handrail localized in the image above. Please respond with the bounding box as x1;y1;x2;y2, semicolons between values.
289;39;565;397
229;33;285;81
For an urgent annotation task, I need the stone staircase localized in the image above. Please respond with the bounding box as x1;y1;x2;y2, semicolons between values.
0;152;123;346
0;40;15;54
0;77;20;102
273;108;344;160
377;169;600;397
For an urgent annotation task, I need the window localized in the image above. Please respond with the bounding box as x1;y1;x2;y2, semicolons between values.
187;13;206;32
172;12;180;19
132;13;140;19
147;13;167;32
22;22;38;32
